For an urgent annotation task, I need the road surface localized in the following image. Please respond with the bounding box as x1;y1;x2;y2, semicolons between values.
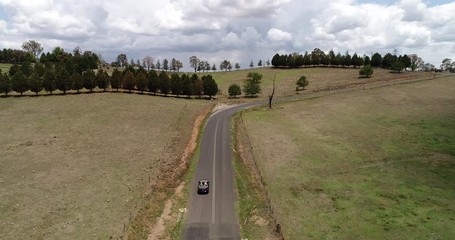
183;102;259;240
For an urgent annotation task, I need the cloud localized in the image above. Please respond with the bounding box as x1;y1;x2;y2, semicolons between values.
0;0;454;67
267;28;292;42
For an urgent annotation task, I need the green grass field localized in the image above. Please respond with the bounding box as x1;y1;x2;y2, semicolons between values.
239;77;455;239
0;63;12;73
0;93;209;239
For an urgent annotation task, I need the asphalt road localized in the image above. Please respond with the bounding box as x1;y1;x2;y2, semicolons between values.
182;76;440;240
183;102;260;240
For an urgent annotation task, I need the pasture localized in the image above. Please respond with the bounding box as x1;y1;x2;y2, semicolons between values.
0;93;209;239
204;67;436;99
239;77;455;239
0;63;12;73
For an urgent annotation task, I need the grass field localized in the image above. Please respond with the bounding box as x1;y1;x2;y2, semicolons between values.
0;93;209;239
201;67;437;99
0;63;12;73
239;77;455;239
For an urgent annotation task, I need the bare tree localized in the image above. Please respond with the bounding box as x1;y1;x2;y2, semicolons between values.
175;60;183;72
21;40;43;60
268;75;276;109
189;56;200;72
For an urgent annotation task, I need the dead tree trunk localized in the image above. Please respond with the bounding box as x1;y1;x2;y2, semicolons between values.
268;75;276;109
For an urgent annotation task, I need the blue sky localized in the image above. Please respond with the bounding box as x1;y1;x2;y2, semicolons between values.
0;0;454;67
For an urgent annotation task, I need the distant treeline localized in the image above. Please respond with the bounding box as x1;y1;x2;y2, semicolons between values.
1;47;99;73
0;48;35;63
0;63;219;98
271;48;422;71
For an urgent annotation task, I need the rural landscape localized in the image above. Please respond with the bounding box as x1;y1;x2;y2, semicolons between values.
1;39;454;239
1;1;455;239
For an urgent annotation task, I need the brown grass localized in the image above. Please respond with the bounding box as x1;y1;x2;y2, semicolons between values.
0;93;210;239
202;67;438;100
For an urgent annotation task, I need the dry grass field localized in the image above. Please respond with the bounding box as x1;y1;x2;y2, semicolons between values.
239;76;455;239
0;93;209;239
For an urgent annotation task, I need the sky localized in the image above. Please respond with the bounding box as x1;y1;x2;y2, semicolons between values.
0;0;454;69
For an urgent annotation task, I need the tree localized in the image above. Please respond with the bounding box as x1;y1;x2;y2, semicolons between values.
423;63;435;72
400;55;411;69
296;75;309;90
189;56;200;72
351;53;363;68
156;59;161;70
12;71;29;95
9;64;20;76
258;59;262;68
110;68;122;92
271;53;281;67
220;60;230;71
171;58;177;72
96;69;109;91
43;69;56;94
71;73;83;93
235;63;240;70
243;72;262;97
228;83;241;98
311;48;325;66
82;70;97;92
147;70;159;94
363;55;371;66
0;72;13;95
359;65;374;78
410;54;423;71
266;59;270;67
441;58;452;71
21;61;33;77
162;59;169;71
175;60;183;72
202;75;218;99
192;74;203;98
29;72;43;95
136;71;147;93
143;56;154;70
371;53;382;67
181;74;193;98
21;40;43;60
170;73;182;96
268;75;276;109
341;51;352;67
34;62;45;77
382;53;396;69
391;61;405;73
249;60;254;68
56;68;72;94
159;71;170;95
122;70;136;92
117;53;128;67
211;63;217;71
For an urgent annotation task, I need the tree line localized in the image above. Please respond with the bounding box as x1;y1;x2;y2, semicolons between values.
0;63;219;98
271;48;436;72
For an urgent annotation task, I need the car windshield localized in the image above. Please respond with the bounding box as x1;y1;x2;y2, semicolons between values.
199;181;208;187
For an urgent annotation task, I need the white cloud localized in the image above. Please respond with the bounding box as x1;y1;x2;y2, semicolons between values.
0;0;454;67
267;28;292;41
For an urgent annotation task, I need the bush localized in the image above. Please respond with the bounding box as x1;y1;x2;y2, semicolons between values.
228;83;241;98
296;75;309;90
359;65;374;78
